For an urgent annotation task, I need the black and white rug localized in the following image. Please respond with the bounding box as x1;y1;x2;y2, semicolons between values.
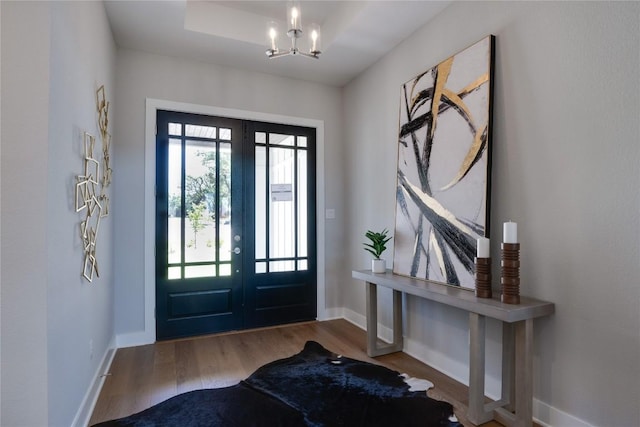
94;341;458;427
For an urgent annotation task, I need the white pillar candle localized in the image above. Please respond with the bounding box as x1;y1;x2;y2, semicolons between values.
503;221;518;243
477;237;490;258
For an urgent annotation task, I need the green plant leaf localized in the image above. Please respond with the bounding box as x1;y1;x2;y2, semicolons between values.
363;228;392;259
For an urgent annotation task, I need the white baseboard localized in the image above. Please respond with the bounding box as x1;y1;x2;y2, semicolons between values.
533;399;594;427
116;329;154;348
321;307;346;321
72;336;117;427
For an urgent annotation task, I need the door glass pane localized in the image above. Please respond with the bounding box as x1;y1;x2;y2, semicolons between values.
168;139;182;264
256;261;267;274
255;146;267;259
168;267;181;280
219;128;232;140
297;136;307;147
255;132;266;144
297;259;308;271
269;133;294;146
269;260;295;272
269;147;295;260
185;124;216;139
185;265;216;278
297;150;308;258
219;264;231;276
168;123;182;136
185;140;216;264
219;142;232;262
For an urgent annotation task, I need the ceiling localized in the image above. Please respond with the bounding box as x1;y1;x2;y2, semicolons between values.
104;1;451;87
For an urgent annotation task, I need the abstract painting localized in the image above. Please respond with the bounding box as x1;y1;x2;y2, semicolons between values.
393;36;494;289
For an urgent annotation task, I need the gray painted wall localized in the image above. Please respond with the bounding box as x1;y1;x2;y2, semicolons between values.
343;2;639;426
1;2;51;425
112;49;345;335
1;1;116;425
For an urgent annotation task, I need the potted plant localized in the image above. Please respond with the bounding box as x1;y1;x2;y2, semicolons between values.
364;229;392;273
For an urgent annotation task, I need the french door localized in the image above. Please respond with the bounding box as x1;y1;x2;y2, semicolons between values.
156;110;316;340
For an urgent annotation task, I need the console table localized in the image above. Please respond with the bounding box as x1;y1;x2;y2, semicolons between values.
352;269;554;427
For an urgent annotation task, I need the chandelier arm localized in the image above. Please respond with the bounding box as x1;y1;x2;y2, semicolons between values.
297;51;320;59
267;50;294;59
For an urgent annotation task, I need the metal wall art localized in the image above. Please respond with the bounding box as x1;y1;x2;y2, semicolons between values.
392;36;495;290
76;85;112;282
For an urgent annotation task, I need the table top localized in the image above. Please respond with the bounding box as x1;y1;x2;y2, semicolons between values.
353;269;555;323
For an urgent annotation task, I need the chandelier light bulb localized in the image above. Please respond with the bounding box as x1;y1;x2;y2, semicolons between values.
266;21;280;55
308;23;321;55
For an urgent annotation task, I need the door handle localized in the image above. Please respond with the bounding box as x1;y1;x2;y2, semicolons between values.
233;247;241;254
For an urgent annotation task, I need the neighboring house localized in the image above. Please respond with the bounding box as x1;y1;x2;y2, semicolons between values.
1;1;638;427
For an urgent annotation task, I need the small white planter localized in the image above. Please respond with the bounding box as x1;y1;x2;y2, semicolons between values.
372;259;386;273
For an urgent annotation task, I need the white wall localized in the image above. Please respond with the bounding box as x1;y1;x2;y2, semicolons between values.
1;1;117;426
1;2;51;425
343;2;639;427
47;2;117;426
113;49;344;336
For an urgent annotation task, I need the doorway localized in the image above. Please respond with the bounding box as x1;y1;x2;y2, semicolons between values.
155;110;317;340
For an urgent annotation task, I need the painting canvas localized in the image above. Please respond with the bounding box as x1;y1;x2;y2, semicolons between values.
393;36;494;290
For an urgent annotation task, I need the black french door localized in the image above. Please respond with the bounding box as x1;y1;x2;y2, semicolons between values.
156;110;316;340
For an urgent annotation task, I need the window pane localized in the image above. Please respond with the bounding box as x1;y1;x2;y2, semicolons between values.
168;267;181;280
219;264;231;277
185;265;216;278
185;124;216;139
298;136;307;147
297;259;308;271
219;142;232;262
297;150;308;258
256;261;267;274
185;140;216;264
269;147;295;258
269;133;294;146
168;139;182;264
168;123;182;136
269;260;295;272
255;146;267;259
255;132;266;144
219;128;231;140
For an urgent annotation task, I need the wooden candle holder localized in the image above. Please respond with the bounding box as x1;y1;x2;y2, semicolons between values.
474;257;492;298
501;243;520;304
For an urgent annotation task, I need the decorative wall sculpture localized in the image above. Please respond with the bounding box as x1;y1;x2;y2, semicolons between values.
392;36;494;290
76;85;112;282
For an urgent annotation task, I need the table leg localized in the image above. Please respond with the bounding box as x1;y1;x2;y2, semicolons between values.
365;282;403;357
502;322;515;412
366;281;379;355
468;313;494;425
495;319;534;427
514;319;533;427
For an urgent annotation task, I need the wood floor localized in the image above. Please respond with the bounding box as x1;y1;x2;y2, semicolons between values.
89;319;505;426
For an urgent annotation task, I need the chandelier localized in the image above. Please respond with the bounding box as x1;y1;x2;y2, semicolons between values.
266;2;321;59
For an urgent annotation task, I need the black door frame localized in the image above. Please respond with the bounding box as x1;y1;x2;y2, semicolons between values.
242;120;317;328
154;109;318;339
142;100;325;345
155;110;245;339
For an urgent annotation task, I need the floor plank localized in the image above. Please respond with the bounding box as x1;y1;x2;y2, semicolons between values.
90;319;509;426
